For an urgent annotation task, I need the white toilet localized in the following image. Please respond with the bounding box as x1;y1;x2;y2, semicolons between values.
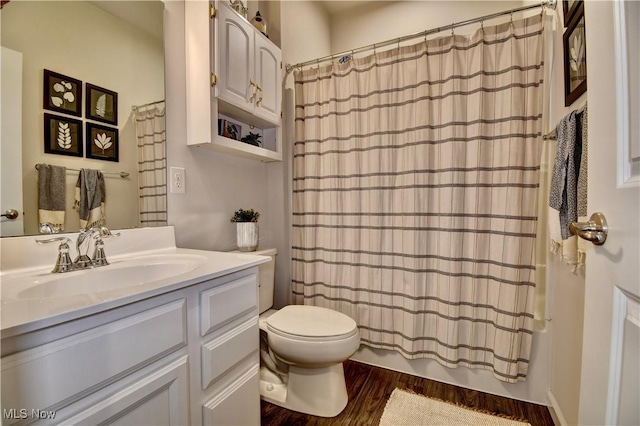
252;248;361;417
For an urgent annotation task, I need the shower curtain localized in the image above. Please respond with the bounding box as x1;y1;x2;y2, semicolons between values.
134;103;167;227
292;15;544;383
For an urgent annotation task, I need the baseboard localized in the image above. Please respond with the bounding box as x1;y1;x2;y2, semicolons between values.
546;390;568;426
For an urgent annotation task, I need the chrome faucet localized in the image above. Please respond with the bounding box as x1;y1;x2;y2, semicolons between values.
36;226;120;273
75;226;120;269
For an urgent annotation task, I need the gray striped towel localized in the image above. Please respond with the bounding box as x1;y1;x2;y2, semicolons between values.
37;164;66;232
73;169;105;229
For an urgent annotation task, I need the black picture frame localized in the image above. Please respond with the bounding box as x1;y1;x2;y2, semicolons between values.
43;70;82;117
85;83;118;125
563;3;587;106
86;123;119;162
44;113;83;157
562;0;581;28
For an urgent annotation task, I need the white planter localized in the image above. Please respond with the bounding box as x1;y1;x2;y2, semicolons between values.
236;222;258;251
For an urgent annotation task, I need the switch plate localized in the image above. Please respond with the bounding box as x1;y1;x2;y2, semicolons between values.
170;167;186;194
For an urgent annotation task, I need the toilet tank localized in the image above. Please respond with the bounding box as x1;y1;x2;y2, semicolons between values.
249;248;277;313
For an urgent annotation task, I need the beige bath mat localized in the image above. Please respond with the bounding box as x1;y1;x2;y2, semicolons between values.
379;388;531;426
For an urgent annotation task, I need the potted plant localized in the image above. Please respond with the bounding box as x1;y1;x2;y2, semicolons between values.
240;132;262;147
230;208;260;251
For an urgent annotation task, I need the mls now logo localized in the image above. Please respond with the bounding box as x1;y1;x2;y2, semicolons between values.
3;409;56;420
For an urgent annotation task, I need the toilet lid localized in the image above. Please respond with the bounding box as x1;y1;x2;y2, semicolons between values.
266;305;357;339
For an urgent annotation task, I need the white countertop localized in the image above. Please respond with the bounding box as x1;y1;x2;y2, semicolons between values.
0;227;269;338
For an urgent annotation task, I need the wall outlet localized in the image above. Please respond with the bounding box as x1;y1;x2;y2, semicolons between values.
170;167;186;194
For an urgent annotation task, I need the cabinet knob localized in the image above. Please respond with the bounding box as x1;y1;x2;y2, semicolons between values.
211;73;217;87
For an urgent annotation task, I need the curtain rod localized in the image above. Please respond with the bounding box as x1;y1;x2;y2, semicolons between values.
35;164;129;179
131;99;165;111
285;0;556;74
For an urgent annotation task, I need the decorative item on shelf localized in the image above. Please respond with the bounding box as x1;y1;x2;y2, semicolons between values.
230;0;247;19
250;11;267;37
240;132;262;147
230;208;260;252
218;119;242;140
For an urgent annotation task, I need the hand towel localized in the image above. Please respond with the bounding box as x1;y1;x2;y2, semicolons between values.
37;163;66;232
549;110;581;240
73;169;106;229
549;105;588;272
576;105;589;267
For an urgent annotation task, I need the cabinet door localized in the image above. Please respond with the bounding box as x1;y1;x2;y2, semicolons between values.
253;35;281;125
63;356;189;425
217;3;254;114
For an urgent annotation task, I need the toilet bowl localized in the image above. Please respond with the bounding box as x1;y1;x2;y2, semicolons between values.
242;248;361;417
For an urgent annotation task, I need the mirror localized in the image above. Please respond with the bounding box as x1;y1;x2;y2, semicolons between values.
0;0;165;236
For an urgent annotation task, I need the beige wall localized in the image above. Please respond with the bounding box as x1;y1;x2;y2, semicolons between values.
1;1;164;235
329;1;524;53
545;4;587;426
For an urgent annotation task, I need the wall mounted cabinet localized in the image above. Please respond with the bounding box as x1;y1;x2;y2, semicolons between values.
186;0;282;162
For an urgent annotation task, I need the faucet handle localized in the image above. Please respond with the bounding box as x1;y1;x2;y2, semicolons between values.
92;237;110;266
36;236;71;245
35;237;75;273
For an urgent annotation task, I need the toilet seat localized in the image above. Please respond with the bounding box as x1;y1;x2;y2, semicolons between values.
266;305;358;341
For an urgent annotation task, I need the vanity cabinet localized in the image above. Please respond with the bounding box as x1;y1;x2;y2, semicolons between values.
185;0;282;162
0;268;260;426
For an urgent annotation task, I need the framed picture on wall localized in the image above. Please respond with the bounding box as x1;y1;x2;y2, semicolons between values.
563;3;587;106
86;123;119;162
85;83;118;125
43;70;82;117
562;0;582;28
44;113;83;157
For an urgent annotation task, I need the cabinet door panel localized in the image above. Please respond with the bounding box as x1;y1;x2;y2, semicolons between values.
64;356;189;426
254;35;281;124
200;274;257;336
217;4;253;113
1;299;186;421
203;364;259;426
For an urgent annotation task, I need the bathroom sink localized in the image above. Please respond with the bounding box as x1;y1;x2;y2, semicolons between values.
4;254;207;300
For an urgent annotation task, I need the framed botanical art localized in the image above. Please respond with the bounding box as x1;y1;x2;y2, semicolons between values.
86;123;119;162
44;113;83;157
85;83;118;125
563;3;587;106
562;0;582;28
43;70;82;117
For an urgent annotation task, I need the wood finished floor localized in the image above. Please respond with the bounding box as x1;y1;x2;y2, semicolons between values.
261;360;555;426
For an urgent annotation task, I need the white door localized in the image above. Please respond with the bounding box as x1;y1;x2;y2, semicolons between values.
0;47;24;237
578;1;640;425
216;2;254;114
253;34;281;125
